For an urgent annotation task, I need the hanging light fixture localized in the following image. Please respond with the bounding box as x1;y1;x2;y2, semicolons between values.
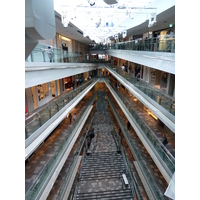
62;14;69;27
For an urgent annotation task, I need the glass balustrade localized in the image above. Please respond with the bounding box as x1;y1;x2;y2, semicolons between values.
25;93;97;200
89;37;175;53
26;43;110;64
106;65;175;116
106;94;165;200
106;79;175;174
118;137;143;200
56;116;94;199
25;79;95;139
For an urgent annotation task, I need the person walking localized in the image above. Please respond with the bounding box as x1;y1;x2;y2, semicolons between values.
162;134;168;146
73;113;76;122
129;65;132;73
127;121;130;130
69;113;72;123
47;46;53;62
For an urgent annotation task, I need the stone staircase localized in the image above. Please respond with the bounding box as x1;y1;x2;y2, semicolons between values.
75;151;133;200
73;91;134;200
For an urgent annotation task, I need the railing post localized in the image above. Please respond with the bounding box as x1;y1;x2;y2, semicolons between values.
31;52;34;62
56;102;59;112
38;115;41;127
42;51;46;62
159;96;162;105
171;40;175;52
156;38;158;51
48;107;51;118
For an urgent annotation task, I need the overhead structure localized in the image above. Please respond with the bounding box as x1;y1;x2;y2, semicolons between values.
54;0;157;43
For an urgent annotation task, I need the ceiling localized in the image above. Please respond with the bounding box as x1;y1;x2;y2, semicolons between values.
54;4;175;45
55;11;94;44
127;5;175;37
54;0;157;43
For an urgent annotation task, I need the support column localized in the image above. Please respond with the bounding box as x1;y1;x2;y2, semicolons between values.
25;88;35;114
167;74;175;96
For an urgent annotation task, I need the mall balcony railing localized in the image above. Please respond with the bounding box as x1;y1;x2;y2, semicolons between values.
110;123;144;200
106;93;165;200
25;43;175;116
106;79;175;175
56;115;94;200
106;64;175;116
89;36;175;53
25;79;95;140
25;92;97;200
25;43;110;64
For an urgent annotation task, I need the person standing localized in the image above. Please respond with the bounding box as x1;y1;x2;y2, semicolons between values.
129;65;132;73
73;113;76;122
127;121;130;130
162;134;168;146
69;113;72;123
47;46;53;62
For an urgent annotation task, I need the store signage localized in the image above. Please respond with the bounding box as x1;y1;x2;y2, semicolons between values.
25;100;27;114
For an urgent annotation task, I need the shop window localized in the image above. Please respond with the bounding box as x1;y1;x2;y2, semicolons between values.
51;81;56;97
31;86;38;108
150;69;156;84
37;83;49;101
145;67;149;82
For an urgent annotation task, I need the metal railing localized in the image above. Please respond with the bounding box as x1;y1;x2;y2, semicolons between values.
25;93;97;200
89;36;175;53
26;43;110;64
111;126;143;200
106;93;165;200
106;79;175;174
56;115;94;200
25;79;95;139
120;145;144;200
106;65;175;116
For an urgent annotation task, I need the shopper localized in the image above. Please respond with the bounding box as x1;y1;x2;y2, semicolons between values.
47;46;53;62
73;113;76;122
127;121;130;130
162;134;168;146
69;113;72;123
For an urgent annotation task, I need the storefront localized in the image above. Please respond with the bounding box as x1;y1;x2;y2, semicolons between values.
153;26;175;52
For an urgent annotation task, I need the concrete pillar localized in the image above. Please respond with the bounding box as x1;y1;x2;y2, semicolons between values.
143;66;146;81
25;88;35;114
155;70;162;86
167;74;175;96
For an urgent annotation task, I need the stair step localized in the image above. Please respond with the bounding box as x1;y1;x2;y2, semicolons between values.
84;157;123;162
82;165;125;171
81;168;124;174
80;172;122;178
81;173;122;180
87;151;120;156
83;162;124;166
76;189;133;200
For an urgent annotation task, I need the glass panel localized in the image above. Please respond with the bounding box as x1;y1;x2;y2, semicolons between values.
25;79;94;140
